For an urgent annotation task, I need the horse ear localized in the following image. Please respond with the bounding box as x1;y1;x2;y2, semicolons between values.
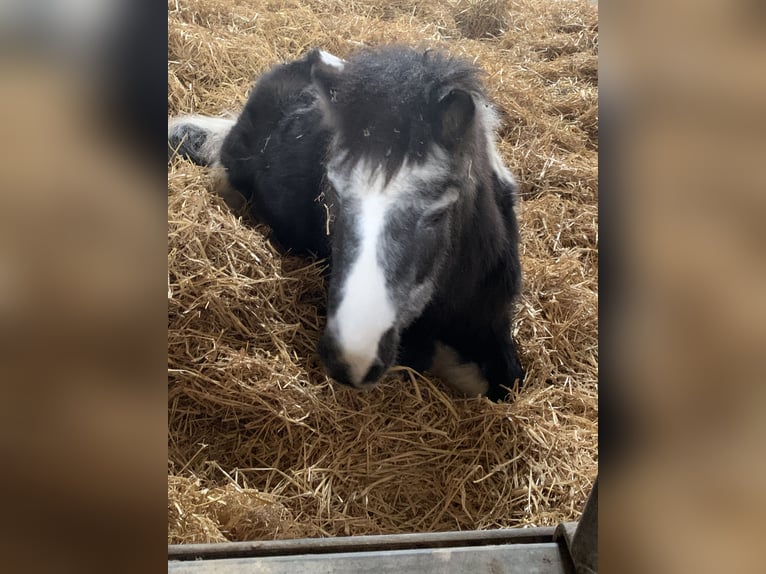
435;88;475;150
311;52;345;121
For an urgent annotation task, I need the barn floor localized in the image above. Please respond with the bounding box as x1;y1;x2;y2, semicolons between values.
168;0;598;543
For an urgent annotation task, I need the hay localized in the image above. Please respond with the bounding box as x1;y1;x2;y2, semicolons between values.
168;0;598;543
453;0;509;40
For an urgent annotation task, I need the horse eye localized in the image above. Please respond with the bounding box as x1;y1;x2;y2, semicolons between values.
421;206;450;228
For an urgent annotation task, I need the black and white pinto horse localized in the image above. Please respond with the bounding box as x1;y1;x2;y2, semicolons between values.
169;46;525;401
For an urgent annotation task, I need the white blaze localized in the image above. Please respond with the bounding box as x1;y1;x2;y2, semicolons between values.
326;153;450;385
331;193;395;384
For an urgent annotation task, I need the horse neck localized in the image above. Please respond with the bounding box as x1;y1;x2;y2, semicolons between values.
438;175;507;306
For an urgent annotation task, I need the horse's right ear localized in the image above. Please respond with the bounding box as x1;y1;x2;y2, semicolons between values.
310;50;345;121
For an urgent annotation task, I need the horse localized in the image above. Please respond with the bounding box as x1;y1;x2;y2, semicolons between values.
169;45;525;401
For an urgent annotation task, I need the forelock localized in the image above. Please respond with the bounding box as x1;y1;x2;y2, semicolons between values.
327;147;452;208
326;46;485;180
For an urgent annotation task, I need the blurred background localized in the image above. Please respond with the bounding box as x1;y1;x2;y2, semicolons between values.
0;1;166;572
0;0;763;572
600;1;766;572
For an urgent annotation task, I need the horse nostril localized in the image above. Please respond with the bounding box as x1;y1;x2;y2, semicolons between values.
363;359;387;384
317;329;353;386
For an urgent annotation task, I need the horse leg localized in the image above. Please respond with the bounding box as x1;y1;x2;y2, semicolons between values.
480;322;526;402
401;318;525;401
168;115;236;166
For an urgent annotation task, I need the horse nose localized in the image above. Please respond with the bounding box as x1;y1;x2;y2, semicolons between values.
362;359;386;384
317;327;398;388
317;329;355;387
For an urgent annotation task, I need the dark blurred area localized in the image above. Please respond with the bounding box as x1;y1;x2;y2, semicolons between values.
0;1;166;573
0;0;164;157
602;0;766;572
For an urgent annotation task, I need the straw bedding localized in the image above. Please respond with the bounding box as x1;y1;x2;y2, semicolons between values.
168;0;598;543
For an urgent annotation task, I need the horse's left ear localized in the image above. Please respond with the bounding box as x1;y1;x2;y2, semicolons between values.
435;88;476;150
311;51;345;124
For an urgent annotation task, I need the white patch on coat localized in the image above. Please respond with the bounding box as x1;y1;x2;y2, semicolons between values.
318;50;346;70
326;150;450;385
168;114;236;166
429;343;489;397
474;99;517;189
